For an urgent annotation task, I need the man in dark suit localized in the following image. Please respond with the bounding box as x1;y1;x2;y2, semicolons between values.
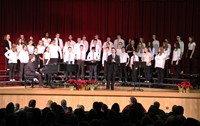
107;47;120;90
24;55;45;88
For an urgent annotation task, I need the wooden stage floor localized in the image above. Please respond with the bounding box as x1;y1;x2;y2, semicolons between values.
0;85;200;120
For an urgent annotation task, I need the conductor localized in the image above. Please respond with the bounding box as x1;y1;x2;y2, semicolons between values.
107;47;120;90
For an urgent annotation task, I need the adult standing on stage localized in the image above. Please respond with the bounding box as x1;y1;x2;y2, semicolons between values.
155;47;166;83
107;47;120;90
176;35;184;74
186;36;196;74
4;34;12;70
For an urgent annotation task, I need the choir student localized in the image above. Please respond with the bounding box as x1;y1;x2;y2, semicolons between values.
4;44;17;81
87;47;100;80
130;50;139;82
18;45;29;81
155;47;166;83
4;34;12;70
142;47;152;83
187;36;196;74
171;42;181;78
42;32;51;47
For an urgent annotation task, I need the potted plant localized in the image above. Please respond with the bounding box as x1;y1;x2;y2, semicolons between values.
67;79;76;91
75;79;87;90
87;80;98;91
177;81;193;93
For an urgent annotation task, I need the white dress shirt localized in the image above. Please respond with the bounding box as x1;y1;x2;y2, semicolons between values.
155;53;166;69
42;37;51;47
102;41;114;49
64;51;75;64
4;50;18;63
130;55;139;68
164;48;171;60
87;51;100;61
102;51;111;66
120;52;129;63
172;49;181;61
142;53;152;66
188;42;196;50
74;43;85;52
116;48;122;56
54;38;63;50
178;41;184;54
17;44;23;53
18;50;29;63
90;44;101;56
43;52;51;64
81;40;89;52
114;39;125;49
75;50;86;60
49;44;62;59
37;45;45;54
27;45;34;54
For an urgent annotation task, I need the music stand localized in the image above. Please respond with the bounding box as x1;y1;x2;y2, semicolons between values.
59;63;78;78
133;61;146;91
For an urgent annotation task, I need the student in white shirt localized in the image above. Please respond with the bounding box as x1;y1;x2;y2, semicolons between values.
42;32;51;47
63;41;74;54
119;47;130;84
171;42;181;78
152;34;160;55
142;47;152;83
102;47;111;81
75;45;86;79
90;34;102;50
176;35;184;73
54;33;63;50
74;37;85;52
43;47;51;65
114;34;125;49
18;45;29;81
187;36;196;74
48;40;62;64
27;40;34;55
116;42;123;56
130;50;139;82
87;47;100;80
4;44;18;81
139;37;146;49
90;39;101;57
37;40;46;67
103;36;113;51
64;47;75;80
68;35;76;48
163;41;171;78
81;35;89;52
155;47;166;83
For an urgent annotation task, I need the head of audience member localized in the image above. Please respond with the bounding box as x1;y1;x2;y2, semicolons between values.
111;103;120;115
44;32;49;38
15;103;20;111
68;47;72;53
61;99;67;108
4;34;10;40
82;35;87;40
183;118;200;126
188;36;194;43
66;107;73;114
46;100;53;108
117;34;122;39
55;33;60;38
121;47;126;53
130;97;137;105
77;37;81;43
153;101;160;110
93;101;98;110
29;54;35;62
101;103;108;113
106;36;111;42
174;105;184;116
6;102;15;114
176;35;182;41
94;34;99;39
28;99;36;108
111;47;116;54
152;34;157;40
68;34;73;40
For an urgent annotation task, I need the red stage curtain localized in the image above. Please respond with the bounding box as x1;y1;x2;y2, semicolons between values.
0;0;199;73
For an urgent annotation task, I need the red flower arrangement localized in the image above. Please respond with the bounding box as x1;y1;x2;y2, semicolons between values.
87;80;98;85
75;79;87;89
177;81;193;89
67;79;77;86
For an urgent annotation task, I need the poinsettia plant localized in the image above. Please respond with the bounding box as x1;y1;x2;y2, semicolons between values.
87;80;98;85
177;81;193;89
75;79;87;89
67;79;77;86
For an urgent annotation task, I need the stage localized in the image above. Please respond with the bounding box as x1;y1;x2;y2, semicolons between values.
0;85;200;120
